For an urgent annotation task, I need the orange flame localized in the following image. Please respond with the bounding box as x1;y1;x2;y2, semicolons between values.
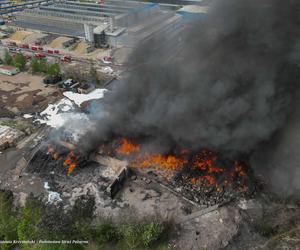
117;139;141;155
192;151;225;173
114;138;248;192
135;154;187;170
47;145;78;175
63;151;78;175
234;161;246;176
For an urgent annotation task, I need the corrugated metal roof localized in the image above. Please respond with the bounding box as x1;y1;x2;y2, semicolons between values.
0;65;18;70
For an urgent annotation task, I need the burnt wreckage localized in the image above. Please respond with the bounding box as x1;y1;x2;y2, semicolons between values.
26;135;256;207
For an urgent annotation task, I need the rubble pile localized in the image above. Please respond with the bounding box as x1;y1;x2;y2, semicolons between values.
0;125;25;150
26;144;88;176
171;165;253;206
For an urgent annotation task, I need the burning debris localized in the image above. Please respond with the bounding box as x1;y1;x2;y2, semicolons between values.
26;135;253;206
100;138;254;206
26;143;88;176
77;0;300;198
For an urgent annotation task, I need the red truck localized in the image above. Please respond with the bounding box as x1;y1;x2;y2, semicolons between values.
35;53;46;59
32;46;43;51
20;43;29;49
61;55;72;63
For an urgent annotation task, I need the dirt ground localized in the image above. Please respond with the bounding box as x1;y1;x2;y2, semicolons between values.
9;30;33;42
48;36;73;49
0;72;61;117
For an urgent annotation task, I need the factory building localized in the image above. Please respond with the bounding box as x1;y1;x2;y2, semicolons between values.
12;0;188;48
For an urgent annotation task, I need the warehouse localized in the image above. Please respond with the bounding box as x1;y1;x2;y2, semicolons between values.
12;0;186;48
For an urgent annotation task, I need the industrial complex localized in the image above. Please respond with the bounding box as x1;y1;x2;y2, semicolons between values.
0;0;299;249
1;0;208;49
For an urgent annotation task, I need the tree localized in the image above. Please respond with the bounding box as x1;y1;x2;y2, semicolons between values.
30;57;40;73
14;53;26;71
38;59;48;73
0;190;18;250
30;58;48;74
3;50;13;65
47;63;60;76
17;194;43;250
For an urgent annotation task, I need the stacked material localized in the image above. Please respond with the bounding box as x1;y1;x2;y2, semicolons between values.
0;125;24;150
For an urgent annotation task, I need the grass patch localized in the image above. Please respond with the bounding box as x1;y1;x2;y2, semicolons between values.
263;226;300;249
0;120;28;133
255;220;277;237
0;191;170;250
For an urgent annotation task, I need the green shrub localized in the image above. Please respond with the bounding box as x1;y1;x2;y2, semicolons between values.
0;193;169;250
30;58;61;76
17;195;43;249
94;223;118;244
120;224;141;249
14;53;26;71
30;58;48;74
47;63;60;76
255;220;277;237
141;222;164;247
3;50;13;65
0;190;18;250
0;120;28;133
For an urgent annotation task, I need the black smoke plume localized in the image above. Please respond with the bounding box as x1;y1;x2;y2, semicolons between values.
80;0;300;195
82;0;299;150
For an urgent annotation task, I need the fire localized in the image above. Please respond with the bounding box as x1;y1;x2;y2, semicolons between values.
63;151;78;175
135;154;187;170
117;139;141;155
47;145;78;175
234;161;246;176
202;175;217;185
191;175;217;186
116;138;249;194
116;138;187;170
192;151;225;173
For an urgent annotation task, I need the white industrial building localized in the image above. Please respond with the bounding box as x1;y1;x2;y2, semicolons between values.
0;65;20;75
